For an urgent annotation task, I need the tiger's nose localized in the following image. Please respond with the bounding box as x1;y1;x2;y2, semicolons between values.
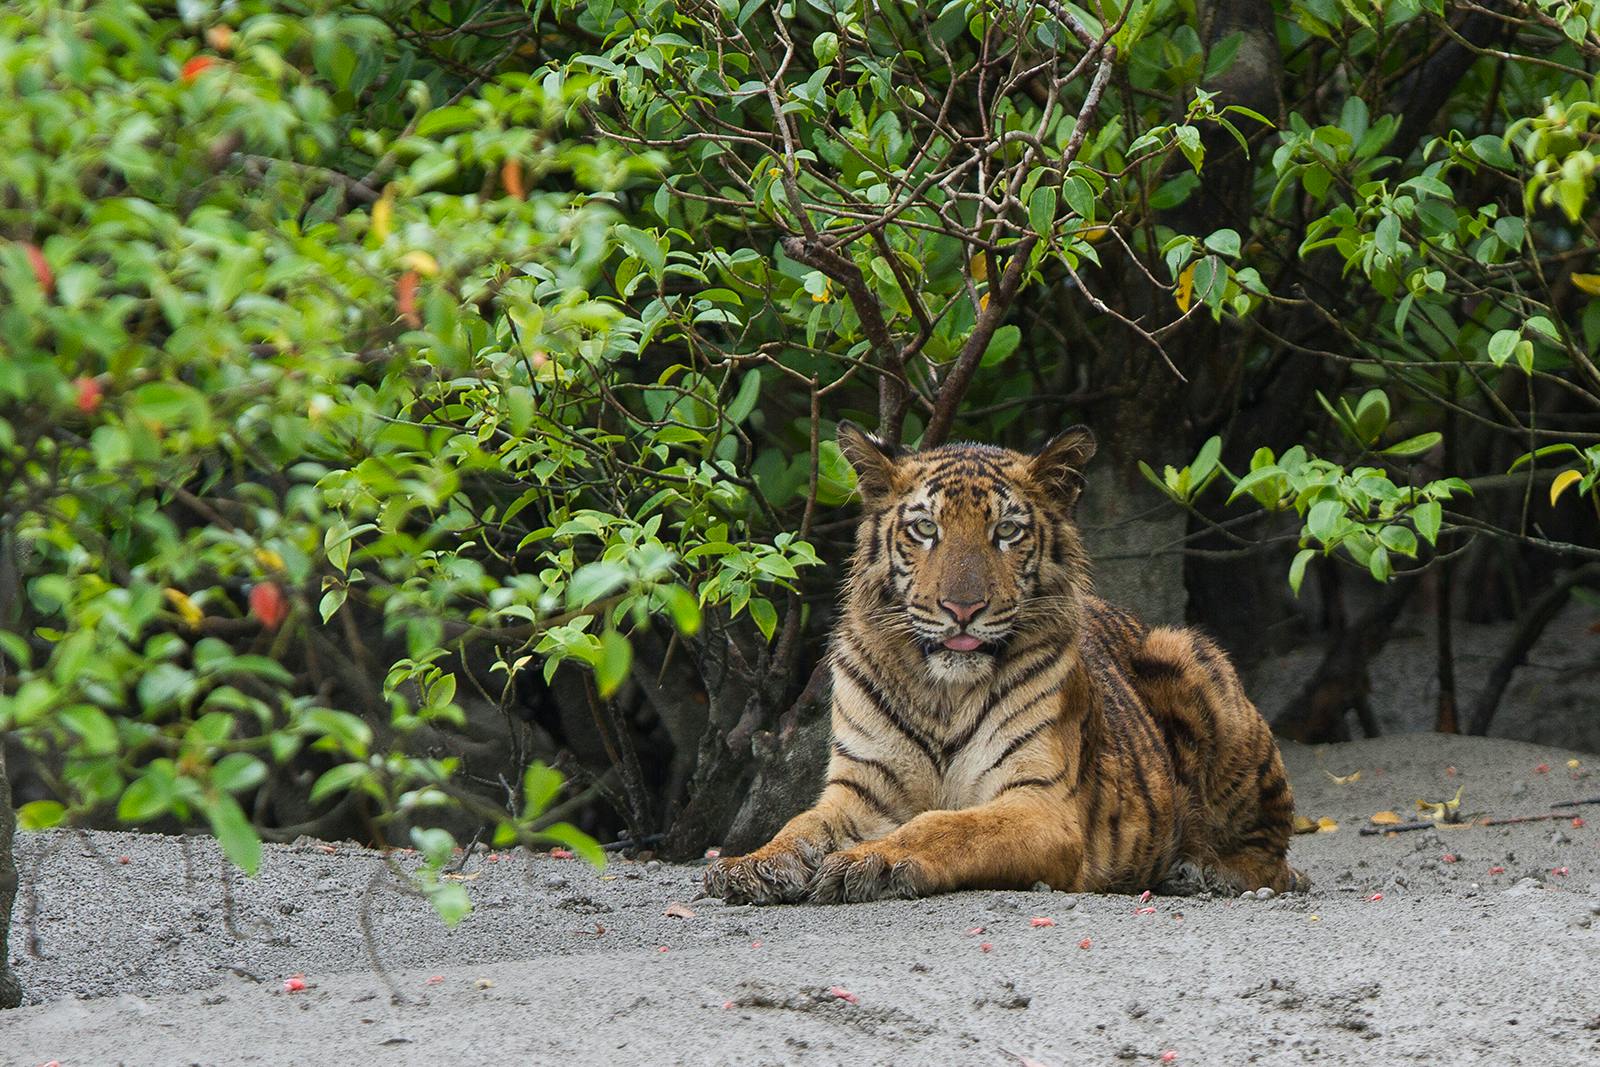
939;598;988;624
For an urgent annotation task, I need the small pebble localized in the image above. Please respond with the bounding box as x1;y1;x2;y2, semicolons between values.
1030;881;1052;893
646;860;662;871
542;875;569;890
1255;887;1275;900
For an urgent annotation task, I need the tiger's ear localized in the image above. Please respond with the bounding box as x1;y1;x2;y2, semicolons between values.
1029;426;1097;511
837;420;904;504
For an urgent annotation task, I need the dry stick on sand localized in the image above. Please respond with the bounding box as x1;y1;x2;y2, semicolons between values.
1359;804;1585;834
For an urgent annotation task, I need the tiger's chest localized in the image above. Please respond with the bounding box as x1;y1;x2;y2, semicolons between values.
878;686;1036;813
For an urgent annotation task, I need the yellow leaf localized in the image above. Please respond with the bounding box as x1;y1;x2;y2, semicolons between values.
978;291;989;312
1316;817;1339;833
1415;784;1465;822
401;250;440;277
1572;272;1600;296
164;588;204;629
254;547;285;572
1292;814;1317;834
1080;225;1109;244
1568;758;1581;770
970;253;988;282
1550;468;1583;507
372;186;394;242
1370;810;1403;826
1324;769;1361;785
1174;264;1196;312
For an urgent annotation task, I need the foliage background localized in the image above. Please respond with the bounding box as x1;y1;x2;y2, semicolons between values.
2;0;1598;892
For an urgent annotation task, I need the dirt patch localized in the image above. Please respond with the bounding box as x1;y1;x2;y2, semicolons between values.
5;734;1600;1065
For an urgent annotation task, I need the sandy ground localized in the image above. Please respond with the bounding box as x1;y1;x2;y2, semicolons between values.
4;734;1600;1066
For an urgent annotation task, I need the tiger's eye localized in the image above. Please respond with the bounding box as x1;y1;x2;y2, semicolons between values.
910;518;938;540
995;519;1022;540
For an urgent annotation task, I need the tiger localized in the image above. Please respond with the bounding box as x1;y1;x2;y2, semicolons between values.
702;422;1307;904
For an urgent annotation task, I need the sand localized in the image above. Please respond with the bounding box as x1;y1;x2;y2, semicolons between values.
4;733;1600;1066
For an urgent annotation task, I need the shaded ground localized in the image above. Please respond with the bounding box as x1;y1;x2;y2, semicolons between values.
5;734;1600;1066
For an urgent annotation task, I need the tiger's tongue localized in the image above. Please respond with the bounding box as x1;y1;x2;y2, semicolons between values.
943;634;983;652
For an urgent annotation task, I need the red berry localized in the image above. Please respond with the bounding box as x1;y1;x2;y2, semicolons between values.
722;1000;734;1010
283;975;306;993
979;941;993;953
1077;938;1092;950
74;376;101;413
181;55;218;83
396;270;421;327
1162;1053;1178;1063
1368;893;1383;902
24;242;54;296
1573;817;1585;829
249;582;288;629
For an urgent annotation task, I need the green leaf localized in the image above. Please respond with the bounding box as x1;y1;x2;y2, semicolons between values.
1203;229;1241;257
726;370;762;425
1028;185;1058;240
309;762;370;805
206;793;262;875
212;753;268;794
1288;548;1316;597
1353;389;1389;445
595;630;632;697
749;597;778;642
537;821;605;868
1486;328;1519;366
1366;544;1393;582
980;324;1022;368
1306;499;1344;544
424;880;473;927
1381;432;1441;457
1412;501;1442;546
60;704;118;756
568;561;629;607
18;800;66;830
1374;213;1401;257
523;761;563;816
1229;466;1284;506
1377;525;1418;558
119;772;174;822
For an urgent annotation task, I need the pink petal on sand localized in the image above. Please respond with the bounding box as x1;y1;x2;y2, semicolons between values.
1029;916;1055;928
829;986;859;1005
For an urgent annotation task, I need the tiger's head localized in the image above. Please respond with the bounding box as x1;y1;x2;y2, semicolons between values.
837;422;1097;686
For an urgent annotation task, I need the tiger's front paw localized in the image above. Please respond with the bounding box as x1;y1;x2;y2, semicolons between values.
702;840;824;905
808;845;928;904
